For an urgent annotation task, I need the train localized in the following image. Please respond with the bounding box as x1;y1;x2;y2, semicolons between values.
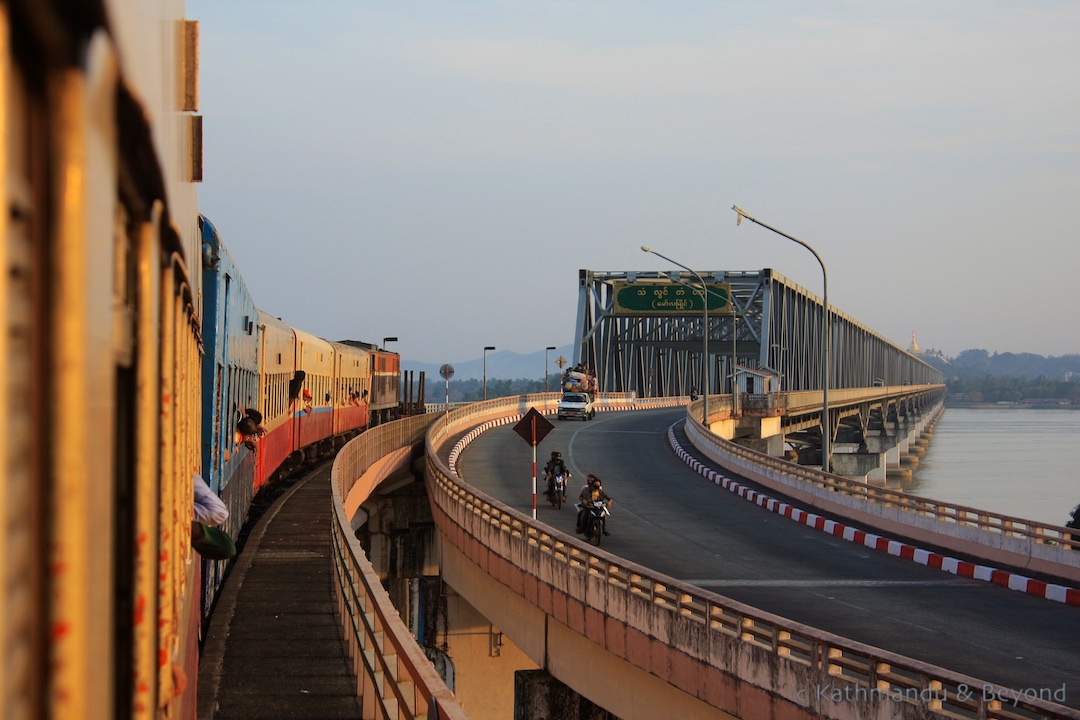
1;2;399;718
199;216;400;612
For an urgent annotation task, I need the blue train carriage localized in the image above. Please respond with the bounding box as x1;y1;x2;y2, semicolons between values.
198;215;259;611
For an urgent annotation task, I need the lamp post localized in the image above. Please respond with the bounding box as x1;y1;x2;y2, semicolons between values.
641;246;711;427
732;312;739;416
545;346;556;393
732;205;831;472
382;336;398;351
483;346;495;400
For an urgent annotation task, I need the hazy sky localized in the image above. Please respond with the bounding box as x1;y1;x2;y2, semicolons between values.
188;1;1079;364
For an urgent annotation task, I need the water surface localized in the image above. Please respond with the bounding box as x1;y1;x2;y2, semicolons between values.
894;408;1080;527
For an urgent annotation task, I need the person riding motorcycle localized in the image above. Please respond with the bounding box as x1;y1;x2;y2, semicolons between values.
543;451;570;499
575;474;613;535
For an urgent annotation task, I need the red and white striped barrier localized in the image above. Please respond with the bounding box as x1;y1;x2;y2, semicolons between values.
667;425;1080;608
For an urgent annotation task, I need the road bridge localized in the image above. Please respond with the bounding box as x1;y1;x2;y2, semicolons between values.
457;406;1080;706
315;270;1080;719
321;392;1080;719
574;268;943;400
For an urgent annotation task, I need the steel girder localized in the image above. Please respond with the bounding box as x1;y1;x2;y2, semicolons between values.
574;268;943;397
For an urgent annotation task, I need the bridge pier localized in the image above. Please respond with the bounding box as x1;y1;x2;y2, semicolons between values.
814;401;943;482
515;670;617;720
714;416;786;458
830;446;888;481
358;460;542;719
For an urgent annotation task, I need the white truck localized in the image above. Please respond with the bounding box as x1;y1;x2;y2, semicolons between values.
557;391;595;421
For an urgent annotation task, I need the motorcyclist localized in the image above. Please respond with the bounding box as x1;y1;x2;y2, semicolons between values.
542;451;570;499
575;474;613;535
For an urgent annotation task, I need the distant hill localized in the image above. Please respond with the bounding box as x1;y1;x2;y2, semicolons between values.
924;349;1080;382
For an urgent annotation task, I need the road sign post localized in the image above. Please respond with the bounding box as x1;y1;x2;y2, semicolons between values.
513;408;555;519
439;364;455;417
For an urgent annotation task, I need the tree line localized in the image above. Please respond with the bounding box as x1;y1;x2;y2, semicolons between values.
409;350;1080;405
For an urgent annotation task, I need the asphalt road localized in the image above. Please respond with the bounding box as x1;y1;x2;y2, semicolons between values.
457;408;1080;709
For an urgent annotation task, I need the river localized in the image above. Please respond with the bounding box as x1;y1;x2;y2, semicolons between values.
890;407;1080;527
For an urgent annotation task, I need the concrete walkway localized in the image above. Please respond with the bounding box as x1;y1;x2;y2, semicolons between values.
196;463;361;720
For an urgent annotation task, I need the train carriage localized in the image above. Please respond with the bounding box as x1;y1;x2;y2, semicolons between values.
340;340;400;426
292;328;335;459
330;340;372;438
255;310;298;489
2;2;205;717
2;2;413;716
198;215;259;611
370;347;402;425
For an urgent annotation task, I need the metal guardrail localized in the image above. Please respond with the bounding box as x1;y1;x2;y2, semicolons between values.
686;398;1080;555
330;413;470;720
424;396;1080;720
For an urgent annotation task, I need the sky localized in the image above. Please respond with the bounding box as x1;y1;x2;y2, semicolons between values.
187;1;1080;365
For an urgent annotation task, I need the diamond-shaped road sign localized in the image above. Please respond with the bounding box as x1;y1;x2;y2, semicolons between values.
513;407;554;447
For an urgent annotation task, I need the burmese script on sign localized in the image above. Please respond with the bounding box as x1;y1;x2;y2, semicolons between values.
612;280;731;315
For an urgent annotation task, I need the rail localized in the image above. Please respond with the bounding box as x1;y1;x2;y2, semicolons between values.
685;399;1080;561
330;413;469;720
425;397;1080;720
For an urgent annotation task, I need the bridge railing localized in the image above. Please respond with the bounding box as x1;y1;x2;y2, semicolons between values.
424;398;1080;720
330;413;470;720
686;398;1080;577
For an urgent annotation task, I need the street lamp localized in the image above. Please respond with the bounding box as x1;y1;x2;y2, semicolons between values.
732;205;831;472
545;346;557;393
641;246;711;427
732;312;739;416
382;336;398;351
483;346;496;400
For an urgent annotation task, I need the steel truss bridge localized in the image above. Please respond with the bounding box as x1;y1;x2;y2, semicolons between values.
573;268;943;399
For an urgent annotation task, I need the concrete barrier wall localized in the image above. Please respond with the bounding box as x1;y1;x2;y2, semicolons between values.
683;409;1080;583
330;413;470;720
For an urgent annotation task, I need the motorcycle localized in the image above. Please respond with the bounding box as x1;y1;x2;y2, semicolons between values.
548;472;568;509
579;499;610;546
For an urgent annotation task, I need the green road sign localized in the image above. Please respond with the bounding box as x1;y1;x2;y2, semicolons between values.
613;280;731;315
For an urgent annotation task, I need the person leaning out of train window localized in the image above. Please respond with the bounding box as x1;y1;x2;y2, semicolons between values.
223;416;260;462
302;388;313;414
193;472;229;527
244;406;266;436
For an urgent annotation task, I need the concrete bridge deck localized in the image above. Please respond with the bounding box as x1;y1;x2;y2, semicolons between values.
456;408;1080;709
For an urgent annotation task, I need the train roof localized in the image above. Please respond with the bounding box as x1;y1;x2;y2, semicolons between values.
337;339;397;355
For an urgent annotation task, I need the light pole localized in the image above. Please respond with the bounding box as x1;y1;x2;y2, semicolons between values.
545;346;556;393
483;346;495;400
732;312;739;416
382;336;398;351
732;205;831;472
641;246;711;427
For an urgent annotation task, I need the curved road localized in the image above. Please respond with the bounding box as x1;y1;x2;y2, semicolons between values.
458;408;1080;709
